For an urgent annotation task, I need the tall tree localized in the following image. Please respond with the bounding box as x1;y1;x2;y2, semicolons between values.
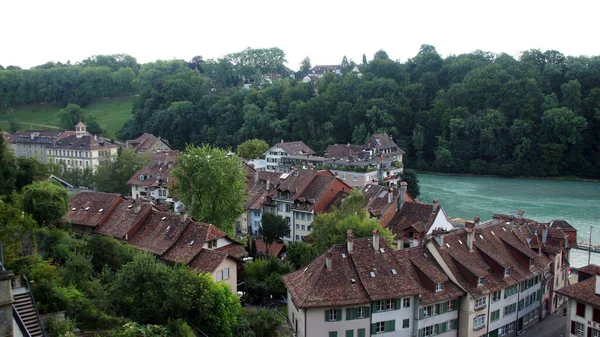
172;144;246;236
0;130;16;196
22;180;69;228
237;139;269;159
94;148;149;195
258;213;290;254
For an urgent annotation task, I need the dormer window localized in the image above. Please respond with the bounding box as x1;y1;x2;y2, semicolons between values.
477;277;484;286
435;283;444;292
504;268;511;277
530;258;534;266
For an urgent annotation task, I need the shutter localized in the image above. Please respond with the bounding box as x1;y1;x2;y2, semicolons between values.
418;329;424;337
371;323;377;334
372;302;378;313
589;327;592;337
419;308;424;319
346;330;354;337
571;321;576;334
358;328;365;337
396;298;401;310
441;301;447;313
440;322;447;333
365;306;371;318
346;308;353;320
337;309;342;321
390;319;395;331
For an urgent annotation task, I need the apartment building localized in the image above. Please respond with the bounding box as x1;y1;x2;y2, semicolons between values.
557;265;600;337
7;130;62;162
127;150;179;204
264;141;315;172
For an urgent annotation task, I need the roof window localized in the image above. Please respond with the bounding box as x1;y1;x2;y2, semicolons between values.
85;207;90;211
128;205;133;209
71;207;77;211
166;225;171;231
341;253;347;258
351;278;356;284
392;269;397;275
491;231;495;236
370;272;376;278
189;240;195;246
445;243;450;248
379;248;385;254
98;209;103;213
479;234;484;240
161;216;167;221
458;240;463;245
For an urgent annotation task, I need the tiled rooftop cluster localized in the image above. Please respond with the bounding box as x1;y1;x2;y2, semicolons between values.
126;150;180;188
67;192;247;274
126;133;171;153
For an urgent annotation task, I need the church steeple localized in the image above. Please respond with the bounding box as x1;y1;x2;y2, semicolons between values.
75;121;86;138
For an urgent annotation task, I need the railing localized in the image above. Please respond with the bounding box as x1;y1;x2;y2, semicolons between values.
12;305;33;337
185;319;209;337
22;275;47;337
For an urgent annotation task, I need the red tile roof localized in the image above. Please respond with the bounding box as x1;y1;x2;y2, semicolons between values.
387;202;439;237
277;141;315;156
323;144;366;159
556;276;600;308
126;133;171;152
94;198;154;239
128;211;188;256
188;249;229;274
126;151;179;188
67;192;124;228
53;132;119;151
254;239;286;257
160;221;210;264
215;244;248;260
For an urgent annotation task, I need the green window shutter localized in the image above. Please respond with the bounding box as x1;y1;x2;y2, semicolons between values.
346;330;354;337
337;309;342;321
442;322;448;333
365;306;371;318
396;298;401;310
419;308;424;319
441;301;447;313
346;308;351;321
358;328;365;337
325;310;329;322
371;323;377;335
372;302;378;313
418;329;424;337
453;319;458;329
329;332;338;337
390;319;396;331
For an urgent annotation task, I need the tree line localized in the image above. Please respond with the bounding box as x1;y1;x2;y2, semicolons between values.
3;46;600;177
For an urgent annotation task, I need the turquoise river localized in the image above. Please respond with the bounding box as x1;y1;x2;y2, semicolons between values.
417;174;600;268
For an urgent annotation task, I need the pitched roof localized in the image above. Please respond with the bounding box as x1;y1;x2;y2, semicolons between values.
128;211;188;256
254;239;286;257
276;141;315;156
160;221;210;264
126;133;171;152
323;144;366;159
126;151;180;187
52;132;119;151
8;130;62;144
94;198;154;239
67;192;124;228
2;131;13;141
188;249;229;274
387;202;438;236
556;275;600;308
362;184;398;219
364;133;405;155
215;244;248;260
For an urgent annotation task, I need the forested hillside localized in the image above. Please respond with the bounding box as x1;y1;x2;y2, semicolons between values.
2;46;600;178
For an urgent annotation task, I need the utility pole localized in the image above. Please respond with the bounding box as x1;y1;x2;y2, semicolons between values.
589;226;593;266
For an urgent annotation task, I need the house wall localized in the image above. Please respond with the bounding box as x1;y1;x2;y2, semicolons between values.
488;289;518;334
12;142;48;162
372;299;414;337
288;292;306;337
265;145;287;172
0;273;13;337
48;147;118;173
305;306;369;337
564;299;600;337
211;258;237;293
236;211;249;234
291;211;314;242
427;209;455;234
249;209;263;236
459;296;478;337
331;170;373;188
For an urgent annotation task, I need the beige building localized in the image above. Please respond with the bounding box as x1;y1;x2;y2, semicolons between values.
557;265;600;337
7;130;62;162
126;133;171;153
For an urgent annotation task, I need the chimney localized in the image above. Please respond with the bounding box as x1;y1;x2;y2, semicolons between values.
326;251;332;270
516;210;525;219
474;216;481;227
180;209;188;224
432;200;439;213
434;228;445;247
542;224;548;244
294;168;299;177
281;139;284;144
387;188;393;204
254;170;259;185
373;229;380;251
397;236;404;250
133;201;141;214
347;229;354;254
596;275;600;296
466;222;475;252
399;181;407;210
266;177;271;191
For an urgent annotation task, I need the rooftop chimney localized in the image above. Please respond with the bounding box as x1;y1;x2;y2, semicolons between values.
432;200;439;213
266;177;271;191
373;229;380;251
542;224;548;244
133;201;141;214
180;209;188;224
516;210;525;219
397;236;404;250
434;228;445;247
474;216;481;227
387;188;393;204
399;181;407;211
347;229;354;254
596;275;600;296
254;170;259;185
326;251;332;270
466;222;475;252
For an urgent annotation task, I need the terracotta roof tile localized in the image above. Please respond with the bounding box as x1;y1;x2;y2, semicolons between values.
254;239;286;257
52;133;118;151
215;244;248;260
126;151;180;187
188;249;228;274
276;141;315;156
94;198;154;239
387;202;438;237
126;133;171;152
160;222;210;264
128;211;188;256
67;192;124;228
556;276;600;308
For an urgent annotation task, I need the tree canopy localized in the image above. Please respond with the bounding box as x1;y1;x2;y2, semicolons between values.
237;139;269;159
22;180;69;228
258;212;290;253
172;144;246;235
94;148;149;195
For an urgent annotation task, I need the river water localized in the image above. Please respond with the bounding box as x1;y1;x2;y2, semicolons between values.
418;174;600;268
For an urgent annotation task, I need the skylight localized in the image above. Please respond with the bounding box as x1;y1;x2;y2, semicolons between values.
458;240;463;245
85;207;90;211
71;207;77;211
189;240;195;246
303;267;309;272
351;278;356;284
392;269;397;275
479;234;484;240
445;243;450;248
370;272;376;278
128;205;133;209
166;226;171;231
161;216;167;221
98;209;104;213
491;231;495;236
341;253;347;258
379;248;385;254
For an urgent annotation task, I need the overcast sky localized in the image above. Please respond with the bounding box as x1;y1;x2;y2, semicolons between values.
2;0;599;70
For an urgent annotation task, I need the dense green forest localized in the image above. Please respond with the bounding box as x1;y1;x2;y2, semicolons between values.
2;46;600;178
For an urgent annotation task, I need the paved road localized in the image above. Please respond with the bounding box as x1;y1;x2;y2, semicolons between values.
0;120;61;129
525;313;567;337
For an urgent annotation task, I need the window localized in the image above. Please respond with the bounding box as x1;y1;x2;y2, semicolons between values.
342;174;346;180
346;307;369;320
421;325;437;337
403;298;410;308
377;299;395;311
286;204;291;212
594;308;600;323
329;332;337;337
505;285;518;298
353;175;358;181
422;306;432;318
498;322;515;336
448;319;457;330
345;330;353;337
477;277;484;286
473;314;485;330
474;296;486;310
576;302;586;317
591;328;600;337
372;321;395;334
375;322;385;333
325;309;341;322
296;235;300;240
222;268;230;280
490;309;500;322
503;303;516;316
504;268;511;277
492;290;502;302
357;307;367;318
216;270;223;281
207;239;217;249
301;225;306;231
296;224;300;229
402;319;409;329
571;321;584;337
435;283;444;292
447;300;454;311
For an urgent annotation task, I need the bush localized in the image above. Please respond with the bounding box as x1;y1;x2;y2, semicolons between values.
48;317;76;337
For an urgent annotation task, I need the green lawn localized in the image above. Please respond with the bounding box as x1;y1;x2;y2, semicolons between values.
0;97;135;140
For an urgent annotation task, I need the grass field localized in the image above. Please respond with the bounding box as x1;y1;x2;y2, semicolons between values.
0;97;135;140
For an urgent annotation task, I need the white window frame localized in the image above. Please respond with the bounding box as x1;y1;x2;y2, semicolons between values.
357;307;366;319
492;290;502;302
474;296;486;309
329;310;338;322
375;321;385;333
473;314;485;329
223;268;230;280
447;300;454;311
477;277;484;286
435;283;444;292
403;298;410;308
378;299;394;311
216;270;223;281
575;322;584;336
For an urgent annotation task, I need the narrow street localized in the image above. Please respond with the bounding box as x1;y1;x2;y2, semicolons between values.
524;313;566;337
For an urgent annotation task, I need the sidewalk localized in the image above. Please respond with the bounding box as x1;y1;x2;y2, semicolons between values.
524;312;566;337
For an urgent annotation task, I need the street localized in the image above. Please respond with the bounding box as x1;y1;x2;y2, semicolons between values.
524;313;567;337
